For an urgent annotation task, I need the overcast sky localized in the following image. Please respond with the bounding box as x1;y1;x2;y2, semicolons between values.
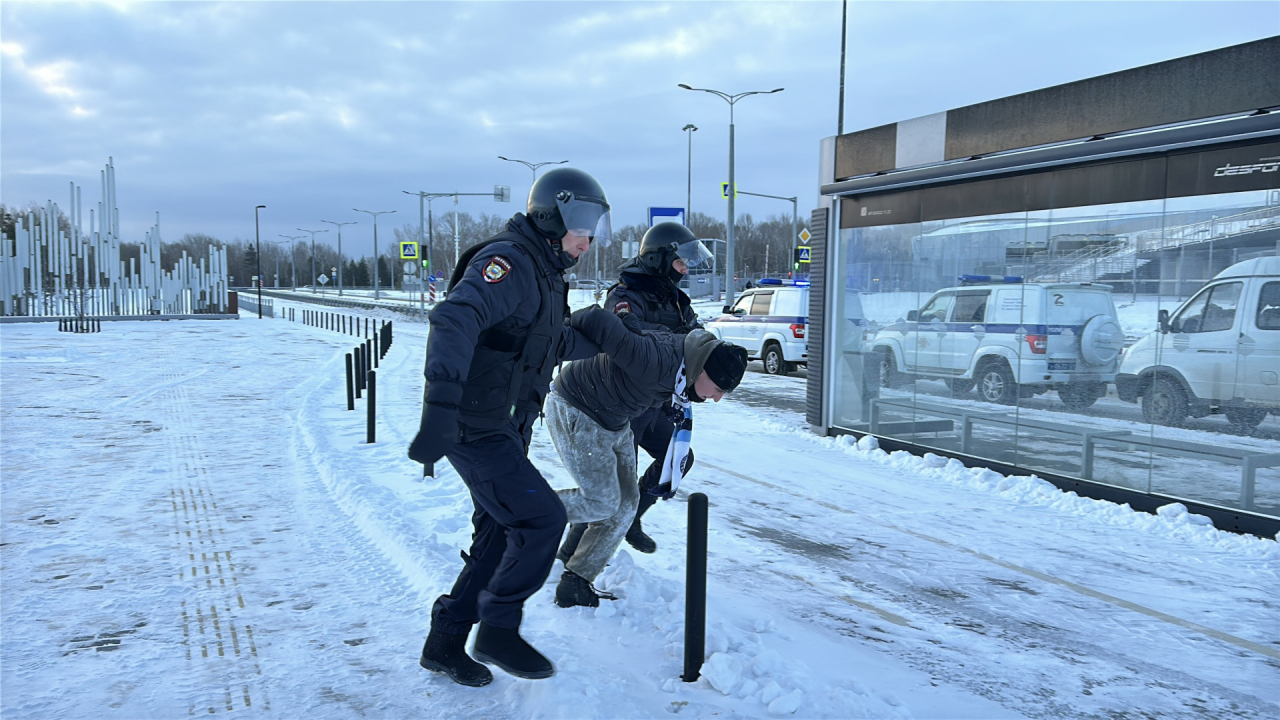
3;1;1277;260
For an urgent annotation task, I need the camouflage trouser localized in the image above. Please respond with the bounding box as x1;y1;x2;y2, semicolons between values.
544;389;638;582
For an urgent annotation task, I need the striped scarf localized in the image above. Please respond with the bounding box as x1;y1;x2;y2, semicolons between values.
650;360;693;500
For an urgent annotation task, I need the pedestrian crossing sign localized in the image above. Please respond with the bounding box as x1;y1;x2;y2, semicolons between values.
720;182;738;199
798;246;811;263
400;241;419;260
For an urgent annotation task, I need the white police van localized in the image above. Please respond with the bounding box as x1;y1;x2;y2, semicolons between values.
1116;256;1280;429
705;279;809;375
868;276;1124;408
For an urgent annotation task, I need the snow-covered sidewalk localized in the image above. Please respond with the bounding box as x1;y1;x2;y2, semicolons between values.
2;311;1277;719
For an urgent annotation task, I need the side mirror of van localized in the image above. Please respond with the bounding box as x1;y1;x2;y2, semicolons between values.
907;310;919;322
1158;308;1170;334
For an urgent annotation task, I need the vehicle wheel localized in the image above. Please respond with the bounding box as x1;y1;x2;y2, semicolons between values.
1140;376;1188;426
1059;382;1105;411
977;360;1018;405
945;378;975;396
878;349;906;389
762;344;789;376
1224;407;1268;431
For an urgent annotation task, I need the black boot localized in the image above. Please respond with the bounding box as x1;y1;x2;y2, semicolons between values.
472;622;554;679
556;523;587;564
624;491;658;554
419;627;493;687
554;570;617;609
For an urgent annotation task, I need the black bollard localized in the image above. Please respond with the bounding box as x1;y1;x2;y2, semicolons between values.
371;337;378;369
682;492;709;683
366;370;376;444
354;346;363;398
345;353;355;411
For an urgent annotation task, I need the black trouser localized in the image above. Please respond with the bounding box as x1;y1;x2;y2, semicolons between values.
432;433;567;633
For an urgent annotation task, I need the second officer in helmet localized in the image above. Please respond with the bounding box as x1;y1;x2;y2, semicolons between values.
558;221;714;560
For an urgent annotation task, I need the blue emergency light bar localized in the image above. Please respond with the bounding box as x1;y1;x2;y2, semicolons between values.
958;274;1023;285
756;278;810;287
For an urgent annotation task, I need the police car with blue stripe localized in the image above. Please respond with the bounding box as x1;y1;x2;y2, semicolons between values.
705;279;809;375
868;276;1124;409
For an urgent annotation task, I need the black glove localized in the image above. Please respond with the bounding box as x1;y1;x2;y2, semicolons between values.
408;403;459;466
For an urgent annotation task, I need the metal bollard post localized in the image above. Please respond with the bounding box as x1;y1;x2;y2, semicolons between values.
366;370;376;443
355;345;364;397
345;353;355;410
370;338;378;369
682;492;709;683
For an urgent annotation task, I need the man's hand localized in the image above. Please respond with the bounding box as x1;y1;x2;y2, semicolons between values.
408;404;459;466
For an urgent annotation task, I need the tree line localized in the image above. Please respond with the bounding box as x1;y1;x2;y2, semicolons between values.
3;202;813;289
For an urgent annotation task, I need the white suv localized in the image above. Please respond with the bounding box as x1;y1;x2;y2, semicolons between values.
705;280;809;375
1116;257;1280;429
868;277;1124;409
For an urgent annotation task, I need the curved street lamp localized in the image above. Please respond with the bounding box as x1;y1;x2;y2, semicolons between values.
278;234;307;289
498;156;568;186
254;204;266;318
682;124;697;225
320;220;357;296
354;208;396;300
297;228;330;294
678;83;783;310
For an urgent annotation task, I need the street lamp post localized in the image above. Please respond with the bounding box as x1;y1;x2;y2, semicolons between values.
297;228;330;294
678;83;783;311
260;239;286;289
498;156;568;187
354;209;396;300
320;220;357;296
254;204;266;318
683;125;697;225
278;234;306;289
738;189;798;278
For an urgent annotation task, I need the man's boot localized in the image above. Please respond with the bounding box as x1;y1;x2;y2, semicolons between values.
472;622;555;679
554;570;617;609
624;491;658;554
556;523;587;564
419;626;493;687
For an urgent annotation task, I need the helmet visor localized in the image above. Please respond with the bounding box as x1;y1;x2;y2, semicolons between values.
674;239;714;269
557;192;613;247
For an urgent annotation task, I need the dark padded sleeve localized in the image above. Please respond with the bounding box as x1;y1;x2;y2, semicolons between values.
606;284;666;334
424;245;537;400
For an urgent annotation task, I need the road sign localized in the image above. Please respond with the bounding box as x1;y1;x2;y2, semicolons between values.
400;241;419;260
648;207;685;227
494;185;511;203
403;261;417;274
798;228;811;243
720;182;738;199
797;246;811;264
318;274;330;285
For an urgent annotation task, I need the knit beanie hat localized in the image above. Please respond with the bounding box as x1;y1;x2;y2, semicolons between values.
703;342;748;393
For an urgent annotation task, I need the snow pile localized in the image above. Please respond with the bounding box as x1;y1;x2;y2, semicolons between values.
809;423;1279;557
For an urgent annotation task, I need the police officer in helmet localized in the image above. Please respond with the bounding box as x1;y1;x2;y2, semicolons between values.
558;221;713;561
408;167;614;686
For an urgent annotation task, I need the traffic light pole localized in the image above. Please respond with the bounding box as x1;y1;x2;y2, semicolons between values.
738;190;797;276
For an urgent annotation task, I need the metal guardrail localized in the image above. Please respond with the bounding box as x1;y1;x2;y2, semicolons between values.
868;396;1280;510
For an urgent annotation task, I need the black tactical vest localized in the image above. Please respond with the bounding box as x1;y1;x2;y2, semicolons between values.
447;231;568;433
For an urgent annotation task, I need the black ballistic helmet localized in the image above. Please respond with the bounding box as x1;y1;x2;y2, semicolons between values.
638;222;715;284
527;168;612;266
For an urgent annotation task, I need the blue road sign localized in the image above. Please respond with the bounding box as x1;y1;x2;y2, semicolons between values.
648;207;685;227
798;246;811;263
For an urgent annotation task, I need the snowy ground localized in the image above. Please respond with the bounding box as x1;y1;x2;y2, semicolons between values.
3;302;1279;719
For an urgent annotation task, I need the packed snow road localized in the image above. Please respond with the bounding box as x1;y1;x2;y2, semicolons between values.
2;308;1277;719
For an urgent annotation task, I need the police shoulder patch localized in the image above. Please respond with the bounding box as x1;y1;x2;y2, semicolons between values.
613;301;631;316
482;256;512;283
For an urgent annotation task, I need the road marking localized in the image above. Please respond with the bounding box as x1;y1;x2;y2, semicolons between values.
702;460;1280;661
